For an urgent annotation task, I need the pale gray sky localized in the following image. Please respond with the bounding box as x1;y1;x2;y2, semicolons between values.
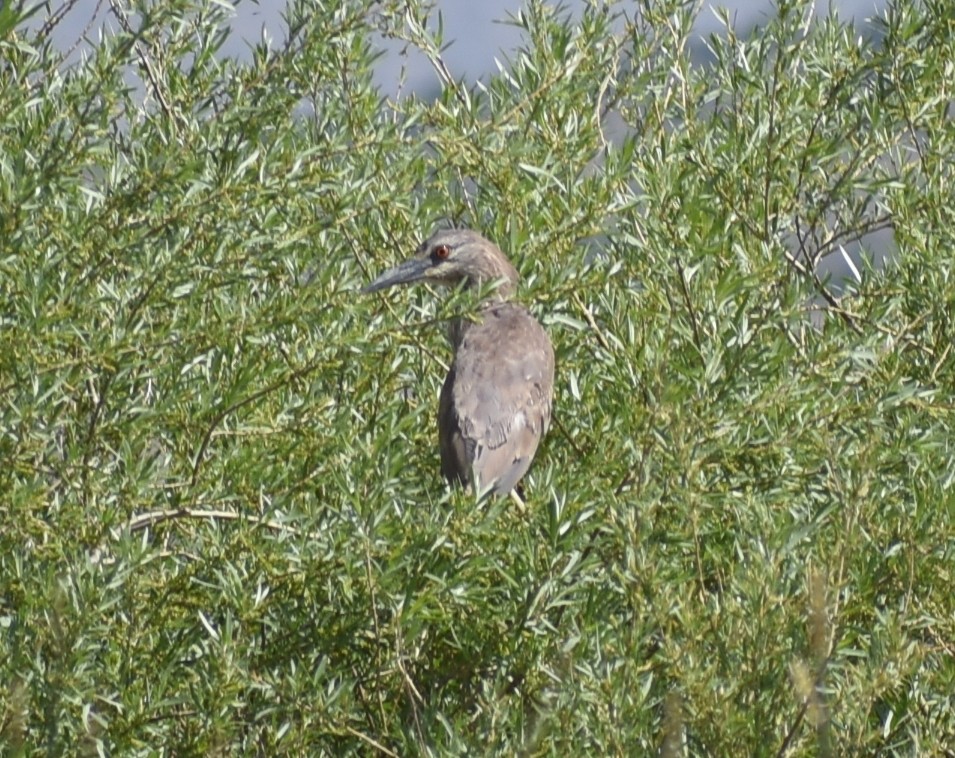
43;0;889;95
36;0;893;281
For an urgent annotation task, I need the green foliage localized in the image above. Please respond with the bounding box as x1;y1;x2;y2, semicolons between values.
1;0;953;753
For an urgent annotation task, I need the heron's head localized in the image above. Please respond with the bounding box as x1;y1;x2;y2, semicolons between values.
362;229;519;299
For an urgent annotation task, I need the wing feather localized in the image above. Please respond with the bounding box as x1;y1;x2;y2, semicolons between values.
438;303;554;495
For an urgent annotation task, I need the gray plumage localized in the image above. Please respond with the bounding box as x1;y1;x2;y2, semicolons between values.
363;229;554;497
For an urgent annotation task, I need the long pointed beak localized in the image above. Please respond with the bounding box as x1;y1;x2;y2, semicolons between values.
362;257;433;294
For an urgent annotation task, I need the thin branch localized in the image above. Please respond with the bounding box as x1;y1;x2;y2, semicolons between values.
571;292;613;353
360;531;389;731
343;726;399;758
108;0;182;136
125;507;300;535
190;357;328;487
779;247;864;335
38;0;88;41
673;258;704;353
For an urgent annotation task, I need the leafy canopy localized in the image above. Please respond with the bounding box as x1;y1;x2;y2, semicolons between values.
1;0;953;754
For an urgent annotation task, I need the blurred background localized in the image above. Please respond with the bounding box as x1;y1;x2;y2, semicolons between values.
38;0;894;283
44;0;890;96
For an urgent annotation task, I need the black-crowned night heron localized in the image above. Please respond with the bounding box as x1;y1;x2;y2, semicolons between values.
363;229;555;497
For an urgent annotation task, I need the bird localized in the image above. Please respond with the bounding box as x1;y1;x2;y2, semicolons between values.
363;229;555;498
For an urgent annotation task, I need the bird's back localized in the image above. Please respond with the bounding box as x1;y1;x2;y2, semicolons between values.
438;301;555;496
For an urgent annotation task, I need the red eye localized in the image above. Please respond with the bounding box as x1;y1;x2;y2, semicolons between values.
434;244;451;260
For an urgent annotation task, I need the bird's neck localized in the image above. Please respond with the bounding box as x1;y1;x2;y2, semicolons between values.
447;300;510;350
448;268;519;349
464;275;517;301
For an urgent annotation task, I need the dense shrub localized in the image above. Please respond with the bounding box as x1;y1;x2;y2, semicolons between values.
1;0;952;753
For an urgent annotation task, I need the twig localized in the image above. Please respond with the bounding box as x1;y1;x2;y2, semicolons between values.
108;0;182;136
509;488;527;512
779;246;863;335
361;531;389;730
673;258;703;352
394;627;426;748
571;292;613;353
343;726;399;758
38;0;87;40
191;357;328;487
125;507;299;535
550;413;586;462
